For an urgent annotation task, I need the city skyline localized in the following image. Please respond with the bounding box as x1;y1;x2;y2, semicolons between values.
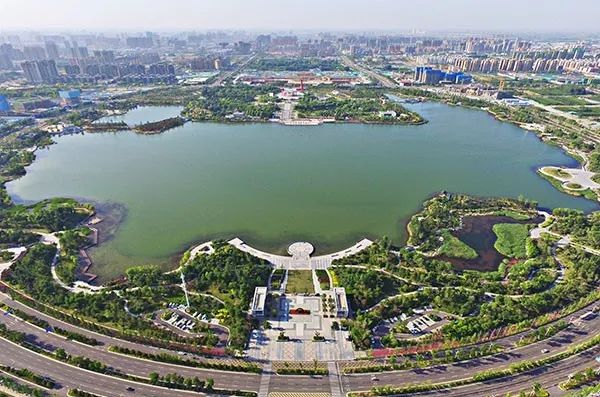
1;0;600;34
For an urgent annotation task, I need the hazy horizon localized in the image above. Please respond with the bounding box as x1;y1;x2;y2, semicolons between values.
1;0;600;34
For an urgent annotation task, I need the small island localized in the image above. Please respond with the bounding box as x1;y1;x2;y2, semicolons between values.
133;116;185;134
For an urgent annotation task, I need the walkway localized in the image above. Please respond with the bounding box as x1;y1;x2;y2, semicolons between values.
0;247;27;277
228;238;373;269
539;166;600;192
258;363;272;397
327;362;342;397
530;210;600;256
37;231;103;294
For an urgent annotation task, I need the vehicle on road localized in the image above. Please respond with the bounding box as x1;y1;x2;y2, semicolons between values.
541;349;550;353
126;387;135;392
580;311;597;320
371;375;379;381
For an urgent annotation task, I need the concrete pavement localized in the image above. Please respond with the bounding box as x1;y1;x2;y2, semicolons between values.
228;238;373;270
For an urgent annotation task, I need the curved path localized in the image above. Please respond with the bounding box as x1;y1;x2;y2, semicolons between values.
539;166;600;192
3;219;600;395
3;262;600;397
228;237;373;269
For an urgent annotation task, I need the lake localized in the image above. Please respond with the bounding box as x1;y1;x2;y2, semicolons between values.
7;103;597;280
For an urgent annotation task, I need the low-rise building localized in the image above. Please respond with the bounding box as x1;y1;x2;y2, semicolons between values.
251;286;267;317
333;287;349;318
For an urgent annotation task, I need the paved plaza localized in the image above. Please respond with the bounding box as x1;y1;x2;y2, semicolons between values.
247;295;355;362
228;238;373;269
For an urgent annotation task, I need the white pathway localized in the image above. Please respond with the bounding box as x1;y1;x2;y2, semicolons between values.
257;362;272;397
38;232;103;294
0;247;27;277
228;238;373;269
328;362;343;397
539;166;600;192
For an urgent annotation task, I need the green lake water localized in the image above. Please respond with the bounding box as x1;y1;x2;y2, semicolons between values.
7;102;597;280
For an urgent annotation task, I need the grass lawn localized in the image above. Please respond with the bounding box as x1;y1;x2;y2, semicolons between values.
315;269;331;290
555;106;600;119
545;167;571;179
438;231;478;259
533;96;589;106
286;270;314;294
491;210;532;221
270;269;285;290
566;182;583;189
493;223;530;259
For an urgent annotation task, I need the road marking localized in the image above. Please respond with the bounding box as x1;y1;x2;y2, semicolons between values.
328;362;342;397
258;363;272;397
269;394;330;397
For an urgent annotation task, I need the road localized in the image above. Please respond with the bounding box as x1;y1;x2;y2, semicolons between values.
3;289;600;396
520;95;599;131
405;346;600;397
209;55;255;87
341;56;398;88
0;309;259;392
342;315;600;394
281;101;294;122
0;337;208;397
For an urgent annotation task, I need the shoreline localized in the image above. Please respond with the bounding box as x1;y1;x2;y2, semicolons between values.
7;100;599;283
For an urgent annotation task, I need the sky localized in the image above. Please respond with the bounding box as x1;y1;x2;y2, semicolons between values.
1;0;599;33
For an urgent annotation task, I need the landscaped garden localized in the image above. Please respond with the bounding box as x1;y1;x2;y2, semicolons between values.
285;270;314;294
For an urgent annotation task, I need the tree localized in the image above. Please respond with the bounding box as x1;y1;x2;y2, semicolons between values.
149;372;159;385
55;348;68;360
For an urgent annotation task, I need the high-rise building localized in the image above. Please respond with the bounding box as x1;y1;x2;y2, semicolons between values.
93;50;115;63
126;36;154;48
44;41;60;59
68;41;89;61
23;45;46;60
0;52;11;70
423;68;441;84
255;34;271;50
37;60;59;82
21;61;43;83
64;64;81;75
21;60;59;83
235;41;251;55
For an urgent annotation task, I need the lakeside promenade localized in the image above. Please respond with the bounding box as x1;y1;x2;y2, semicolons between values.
228;238;373;269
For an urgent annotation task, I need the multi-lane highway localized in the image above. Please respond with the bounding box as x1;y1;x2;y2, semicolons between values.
3;288;600;396
209;54;255;87
341;55;398;88
342;316;600;394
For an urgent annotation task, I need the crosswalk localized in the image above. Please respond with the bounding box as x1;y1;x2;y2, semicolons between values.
269;394;331;397
328;362;343;397
258;363;272;397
